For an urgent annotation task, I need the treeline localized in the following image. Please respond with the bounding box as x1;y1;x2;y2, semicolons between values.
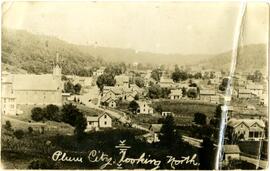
2;28;104;75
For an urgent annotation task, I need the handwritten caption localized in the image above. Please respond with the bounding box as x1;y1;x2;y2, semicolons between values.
51;140;199;169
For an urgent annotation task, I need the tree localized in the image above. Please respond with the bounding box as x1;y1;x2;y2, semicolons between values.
187;88;197;99
253;70;263;82
159;115;182;149
134;94;139;100
28;127;33;134
61;103;81;126
14;129;24;139
134;77;145;88
193;112;207;125
74;83;82;94
31;107;44;121
96;74;116;92
182;87;187;97
44;104;61;121
207;80;211;85
219;77;229;91
4;120;12;131
61;103;87;139
151;69;162;81
198;137;215;170
194;72;202;79
64;81;75;94
148;84;162;99
128;100;139;114
74;114;87;140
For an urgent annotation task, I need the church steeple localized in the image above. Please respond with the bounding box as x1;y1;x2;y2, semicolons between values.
53;52;61;79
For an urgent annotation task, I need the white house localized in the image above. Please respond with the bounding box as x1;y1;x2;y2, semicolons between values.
169;89;182;100
149;124;163;143
137;101;154;114
238;89;252;99
227;118;265;141
86;113;112;131
200;89;216;102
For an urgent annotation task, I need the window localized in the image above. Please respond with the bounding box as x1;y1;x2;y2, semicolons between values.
249;132;253;138
104;121;107;125
254;132;259;138
104;115;107;118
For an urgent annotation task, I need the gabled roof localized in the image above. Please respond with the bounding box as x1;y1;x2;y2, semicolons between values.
227;118;265;128
149;124;163;133
87;113;111;122
200;89;216;95
224;145;241;154
12;74;60;91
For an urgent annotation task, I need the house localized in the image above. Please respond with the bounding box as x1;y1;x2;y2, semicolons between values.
1;72;16;115
246;84;264;96
223;145;241;163
238;89;252;99
93;67;106;76
161;111;174;117
159;77;174;88
107;98;117;108
115;75;129;87
149;124;163;143
200;89;216;102
86;113;112;131
169;89;182;100
137;101;154;114
227;118;265;141
10;64;62;106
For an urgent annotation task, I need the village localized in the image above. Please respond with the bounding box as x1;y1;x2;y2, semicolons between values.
1;52;268;169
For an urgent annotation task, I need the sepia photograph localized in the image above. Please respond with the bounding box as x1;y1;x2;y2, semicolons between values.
1;1;269;170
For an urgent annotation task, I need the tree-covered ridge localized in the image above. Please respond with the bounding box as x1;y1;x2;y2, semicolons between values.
200;44;267;72
2;28;104;75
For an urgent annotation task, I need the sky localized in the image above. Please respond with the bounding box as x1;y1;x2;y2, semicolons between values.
2;1;269;55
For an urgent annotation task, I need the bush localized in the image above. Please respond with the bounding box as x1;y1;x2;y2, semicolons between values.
31;107;44;121
4;120;12;131
14;129;24;139
28;127;33;134
44;104;61;121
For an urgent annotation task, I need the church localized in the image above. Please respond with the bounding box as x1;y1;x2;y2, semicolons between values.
1;55;63;115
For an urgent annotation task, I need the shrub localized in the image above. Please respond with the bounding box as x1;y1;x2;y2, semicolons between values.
44;104;61;121
28;127;33;134
31;107;44;121
4;120;12;131
14;129;24;139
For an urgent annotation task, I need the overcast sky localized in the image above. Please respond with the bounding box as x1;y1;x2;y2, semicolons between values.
2;1;269;54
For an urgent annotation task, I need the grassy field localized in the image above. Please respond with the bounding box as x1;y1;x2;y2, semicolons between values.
152;100;217;117
239;141;268;160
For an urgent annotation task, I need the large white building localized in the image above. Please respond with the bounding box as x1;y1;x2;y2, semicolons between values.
1;63;62;115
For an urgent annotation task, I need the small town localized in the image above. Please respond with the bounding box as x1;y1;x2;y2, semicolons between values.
1;1;268;170
1;52;268;169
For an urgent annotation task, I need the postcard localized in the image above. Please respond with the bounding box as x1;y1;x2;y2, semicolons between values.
1;1;269;170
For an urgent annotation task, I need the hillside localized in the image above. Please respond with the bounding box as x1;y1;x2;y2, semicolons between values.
2;28;215;75
199;44;267;73
1;28;101;75
2;29;267;75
